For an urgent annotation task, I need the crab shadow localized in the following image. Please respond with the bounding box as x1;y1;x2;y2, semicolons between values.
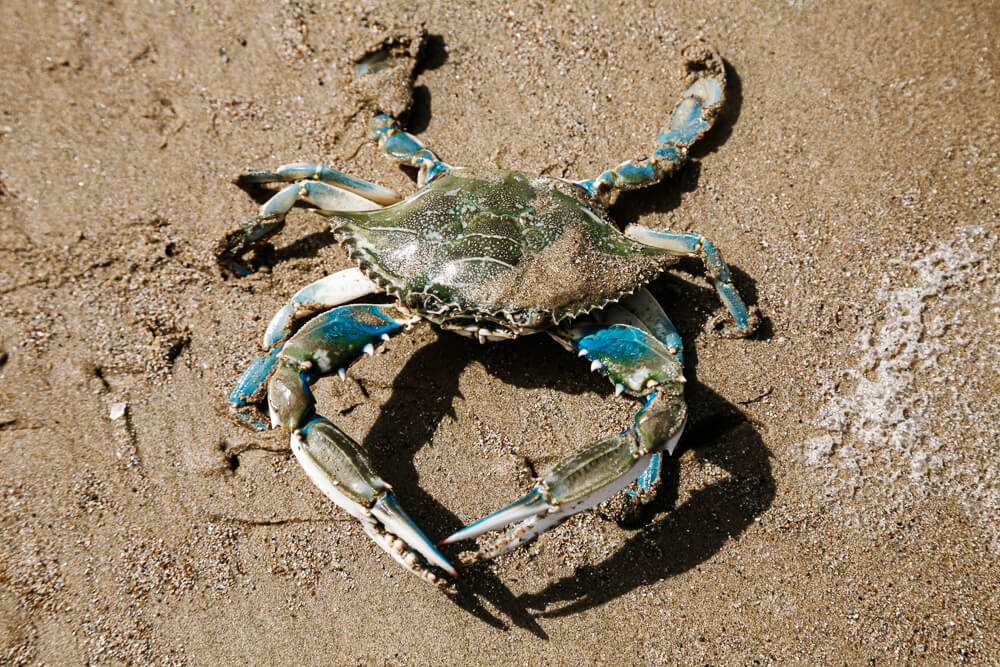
359;331;601;637
354;262;771;630
354;62;767;625
514;332;776;618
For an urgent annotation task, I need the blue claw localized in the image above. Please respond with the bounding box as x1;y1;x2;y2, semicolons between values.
279;304;409;374
568;324;684;393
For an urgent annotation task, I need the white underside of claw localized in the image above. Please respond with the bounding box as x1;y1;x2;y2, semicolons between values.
506;452;655;554
370;497;457;576
662;418;685;456
290;432;456;590
446;452;659;562
304;267;379;302
290;431;369;523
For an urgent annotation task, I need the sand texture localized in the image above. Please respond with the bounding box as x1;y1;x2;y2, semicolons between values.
1;1;998;664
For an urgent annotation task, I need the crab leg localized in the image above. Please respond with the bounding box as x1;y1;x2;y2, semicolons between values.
353;32;453;187
215;167;396;275
267;303;457;590
624;227;758;336
369;115;452;187
599;289;685;495
229;269;379;430
441;316;687;563
234;162;401;204
576;39;726;205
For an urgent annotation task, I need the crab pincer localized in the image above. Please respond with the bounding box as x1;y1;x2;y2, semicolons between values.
441;297;689;563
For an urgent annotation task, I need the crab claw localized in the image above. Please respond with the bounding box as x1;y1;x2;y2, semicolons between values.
443;317;689;564
441;489;551;546
368;494;458;579
440;432;667;564
291;420;457;591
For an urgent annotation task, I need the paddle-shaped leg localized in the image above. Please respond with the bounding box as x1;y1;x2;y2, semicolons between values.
267;303;457;590
441;304;687;563
576;39;726;206
353;29;452;186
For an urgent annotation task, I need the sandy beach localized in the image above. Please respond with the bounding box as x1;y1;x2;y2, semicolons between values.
1;0;998;663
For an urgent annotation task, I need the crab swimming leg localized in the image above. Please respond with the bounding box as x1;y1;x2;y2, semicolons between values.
441;298;688;563
215;165;399;275
576;39;726;206
267;303;458;590
229;268;380;430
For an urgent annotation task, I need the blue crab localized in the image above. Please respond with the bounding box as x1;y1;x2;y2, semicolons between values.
216;31;757;592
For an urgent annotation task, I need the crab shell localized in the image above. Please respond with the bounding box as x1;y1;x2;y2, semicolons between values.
323;169;675;340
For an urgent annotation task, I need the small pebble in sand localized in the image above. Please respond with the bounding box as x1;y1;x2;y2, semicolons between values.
108;402;127;420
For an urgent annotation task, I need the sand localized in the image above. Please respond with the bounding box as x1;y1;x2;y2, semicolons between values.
1;0;998;663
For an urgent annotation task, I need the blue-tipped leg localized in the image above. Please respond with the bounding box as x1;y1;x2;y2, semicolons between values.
234;162;400;205
576;39;726;205
623;227;758;337
216;163;396;276
370;114;452;186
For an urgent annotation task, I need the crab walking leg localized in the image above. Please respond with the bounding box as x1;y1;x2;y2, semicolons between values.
441;323;687;563
576;39;726;205
267;304;457;590
233;163;401;204
624;226;757;336
370;115;452;186
228;269;379;430
215;173;391;275
352;37;452;187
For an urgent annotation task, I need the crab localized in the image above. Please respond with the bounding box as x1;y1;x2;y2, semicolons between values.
215;30;757;592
